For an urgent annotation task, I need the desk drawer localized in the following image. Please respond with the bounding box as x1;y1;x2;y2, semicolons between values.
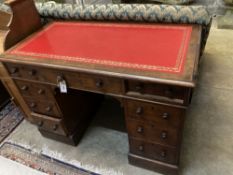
125;100;185;129
31;113;67;136
5;63;46;81
4;62;79;85
25;98;62;118
126;118;180;147
125;80;189;104
14;80;56;100
80;74;123;94
5;63;123;95
129;138;178;164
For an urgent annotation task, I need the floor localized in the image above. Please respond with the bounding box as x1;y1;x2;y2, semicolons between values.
180;22;233;175
0;20;233;175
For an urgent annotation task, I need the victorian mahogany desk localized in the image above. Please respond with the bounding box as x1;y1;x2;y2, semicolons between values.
0;1;202;175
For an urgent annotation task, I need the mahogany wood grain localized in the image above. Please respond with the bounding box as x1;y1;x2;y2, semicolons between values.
126;118;180;147
125;80;190;105
13;79;56;101
25;97;62;118
31;113;68;136
29;88;103;145
129;153;179;175
4;62;124;94
129;138;179;164
124;99;185;129
4;0;42;50
54;88;103;136
0;62;31;120
4;62;194;106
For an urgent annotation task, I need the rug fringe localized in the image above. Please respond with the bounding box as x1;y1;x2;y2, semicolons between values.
4;140;124;175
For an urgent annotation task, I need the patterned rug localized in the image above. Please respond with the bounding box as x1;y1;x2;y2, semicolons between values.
0;142;99;175
0;102;23;143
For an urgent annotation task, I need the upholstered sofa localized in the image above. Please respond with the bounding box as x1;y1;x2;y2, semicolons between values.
0;1;211;54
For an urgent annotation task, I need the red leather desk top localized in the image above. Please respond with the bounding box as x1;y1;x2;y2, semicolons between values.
8;22;192;74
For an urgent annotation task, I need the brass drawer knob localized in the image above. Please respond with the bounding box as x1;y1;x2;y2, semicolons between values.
57;75;63;82
138;145;144;151
45;106;52;112
135;84;143;92
21;85;28;91
28;70;36;76
165;89;173;98
38;121;43;127
137;126;144;133
38;89;45;95
53;124;58;131
10;67;18;74
162;113;169;119
161;131;167;139
160;151;166;158
96;80;103;88
136;107;143;115
30;102;36;108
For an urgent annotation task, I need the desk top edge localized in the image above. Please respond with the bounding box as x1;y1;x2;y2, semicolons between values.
0;21;202;88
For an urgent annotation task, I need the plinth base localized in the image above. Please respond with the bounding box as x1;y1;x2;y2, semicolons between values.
128;153;179;175
39;128;84;146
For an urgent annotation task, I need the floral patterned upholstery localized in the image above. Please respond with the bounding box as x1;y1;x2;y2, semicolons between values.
0;2;211;54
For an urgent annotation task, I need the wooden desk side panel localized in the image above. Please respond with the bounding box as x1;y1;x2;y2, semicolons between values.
4;0;42;50
0;62;31;121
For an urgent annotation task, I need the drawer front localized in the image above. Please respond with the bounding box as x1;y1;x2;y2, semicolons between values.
14;80;56;100
31;113;67;136
79;74;123;94
125;80;189;104
25;98;62;118
129;138;178;164
4;63;123;95
4;62;82;85
126;118;180;147
125;100;185;129
5;63;49;81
